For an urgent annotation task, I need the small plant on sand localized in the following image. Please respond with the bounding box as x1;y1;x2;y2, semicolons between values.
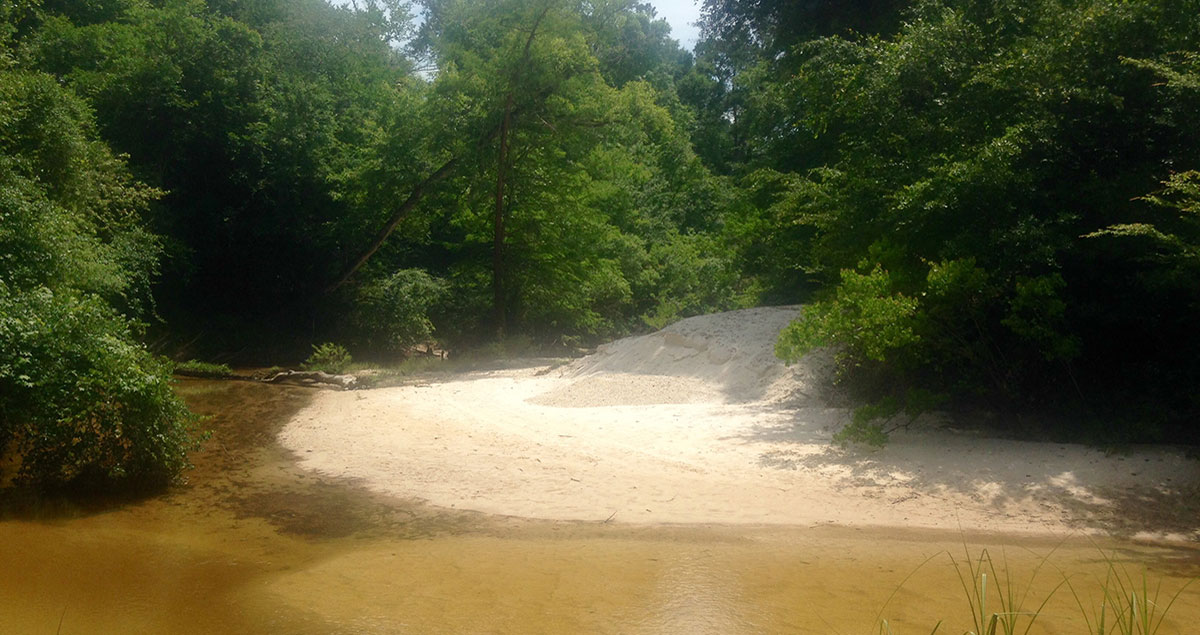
302;343;352;374
1065;555;1195;635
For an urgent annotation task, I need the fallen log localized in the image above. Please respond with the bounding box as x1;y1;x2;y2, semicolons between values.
260;369;358;390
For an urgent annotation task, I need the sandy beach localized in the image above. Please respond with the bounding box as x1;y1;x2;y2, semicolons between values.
279;307;1200;539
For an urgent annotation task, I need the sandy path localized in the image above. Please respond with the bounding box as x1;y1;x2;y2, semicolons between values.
280;308;1200;539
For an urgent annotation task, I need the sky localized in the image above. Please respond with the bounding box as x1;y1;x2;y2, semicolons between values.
333;0;704;52
647;0;703;51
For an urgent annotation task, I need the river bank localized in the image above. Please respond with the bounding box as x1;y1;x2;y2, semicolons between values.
1;375;1197;633
282;307;1200;540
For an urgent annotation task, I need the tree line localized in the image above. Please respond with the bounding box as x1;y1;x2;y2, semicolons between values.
1;0;1197;489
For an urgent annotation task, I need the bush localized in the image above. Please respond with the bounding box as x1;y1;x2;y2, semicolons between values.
174;360;234;378
302;342;352;374
776;266;920;366
0;285;200;488
350;269;448;354
767;0;1200;440
640;232;750;330
0;66;199;490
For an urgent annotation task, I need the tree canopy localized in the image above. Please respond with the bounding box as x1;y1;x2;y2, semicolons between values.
757;0;1200;441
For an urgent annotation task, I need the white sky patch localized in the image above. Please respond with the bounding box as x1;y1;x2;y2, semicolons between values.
330;0;703;51
646;0;702;51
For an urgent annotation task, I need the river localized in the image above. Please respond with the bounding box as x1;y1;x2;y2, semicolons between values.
1;379;1196;633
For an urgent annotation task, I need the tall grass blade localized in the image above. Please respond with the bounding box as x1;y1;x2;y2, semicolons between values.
874;550;946;631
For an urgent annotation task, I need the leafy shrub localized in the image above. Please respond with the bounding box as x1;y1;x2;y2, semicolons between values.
1001;274;1079;363
350;269;448;354
0;285;201;488
174;360;234;378
776;265;920;366
302;342;352;374
640;232;750;330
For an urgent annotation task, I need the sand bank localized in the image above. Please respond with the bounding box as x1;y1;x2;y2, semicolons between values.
280;307;1200;538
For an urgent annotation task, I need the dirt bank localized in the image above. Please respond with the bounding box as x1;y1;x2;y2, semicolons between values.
280;307;1200;539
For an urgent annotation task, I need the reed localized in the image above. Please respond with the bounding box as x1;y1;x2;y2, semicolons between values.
946;546;1065;635
879;544;1192;635
1064;552;1195;635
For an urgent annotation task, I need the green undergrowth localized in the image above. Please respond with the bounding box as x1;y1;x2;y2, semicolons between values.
301;343;353;374
173;359;234;378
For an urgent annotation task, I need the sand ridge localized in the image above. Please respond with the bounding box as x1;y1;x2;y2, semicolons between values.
279;307;1200;539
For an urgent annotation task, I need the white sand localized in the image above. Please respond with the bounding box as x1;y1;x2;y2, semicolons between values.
279;307;1200;538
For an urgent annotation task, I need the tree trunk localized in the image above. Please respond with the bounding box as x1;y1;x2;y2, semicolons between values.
492;96;513;336
490;2;551;336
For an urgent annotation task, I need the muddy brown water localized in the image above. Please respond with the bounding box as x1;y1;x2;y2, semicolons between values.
1;379;1197;634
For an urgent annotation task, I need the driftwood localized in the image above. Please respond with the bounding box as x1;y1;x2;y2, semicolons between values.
174;367;359;389
260;369;358;390
409;342;448;359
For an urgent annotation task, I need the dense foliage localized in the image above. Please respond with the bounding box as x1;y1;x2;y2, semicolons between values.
12;0;749;356
0;47;198;488
726;0;1200;441
3;0;1199;490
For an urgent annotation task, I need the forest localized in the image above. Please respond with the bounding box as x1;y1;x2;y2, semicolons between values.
2;0;1198;489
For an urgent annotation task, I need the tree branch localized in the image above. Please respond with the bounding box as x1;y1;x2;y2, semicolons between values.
324;156;458;294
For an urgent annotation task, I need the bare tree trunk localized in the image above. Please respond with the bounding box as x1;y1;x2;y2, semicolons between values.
490;3;551;335
492;97;514;336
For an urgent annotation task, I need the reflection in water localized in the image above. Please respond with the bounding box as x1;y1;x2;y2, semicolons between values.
639;551;746;634
0;380;1196;634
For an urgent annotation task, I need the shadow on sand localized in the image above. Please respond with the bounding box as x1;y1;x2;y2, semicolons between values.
732;402;1200;540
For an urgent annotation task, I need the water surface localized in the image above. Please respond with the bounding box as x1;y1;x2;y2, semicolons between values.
2;380;1196;633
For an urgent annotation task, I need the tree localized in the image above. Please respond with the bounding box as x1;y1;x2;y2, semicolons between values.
413;0;602;333
17;0;746;359
700;0;910;53
402;0;748;341
770;0;1200;440
680;0;912;177
28;0;423;331
0;60;198;488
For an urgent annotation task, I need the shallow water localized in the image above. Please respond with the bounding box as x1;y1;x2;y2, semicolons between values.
1;380;1196;634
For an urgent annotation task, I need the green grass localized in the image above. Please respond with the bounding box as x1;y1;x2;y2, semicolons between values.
948;547;1066;635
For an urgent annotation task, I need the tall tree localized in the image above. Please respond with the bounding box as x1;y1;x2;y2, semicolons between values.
28;0;421;331
0;44;197;488
416;0;612;333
